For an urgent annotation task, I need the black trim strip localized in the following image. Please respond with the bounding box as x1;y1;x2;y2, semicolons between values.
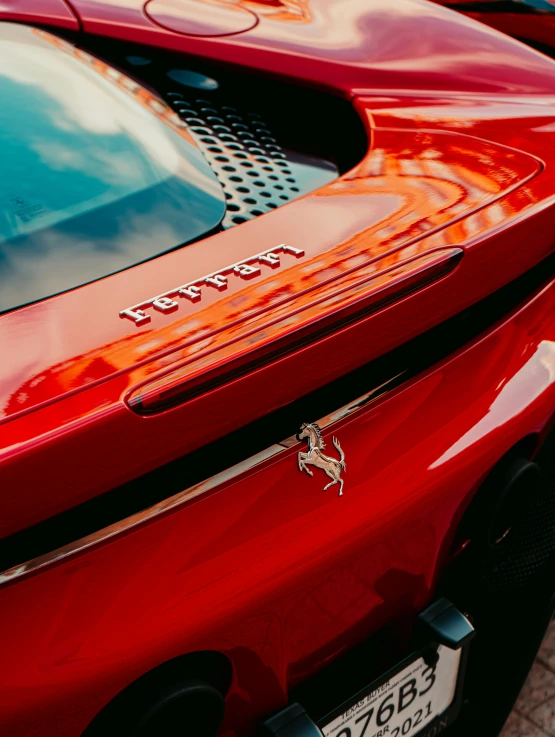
444;0;555;13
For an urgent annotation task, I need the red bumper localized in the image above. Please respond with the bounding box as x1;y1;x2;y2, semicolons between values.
1;271;555;737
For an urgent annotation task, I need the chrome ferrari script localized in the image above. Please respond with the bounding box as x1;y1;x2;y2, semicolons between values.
298;423;346;496
120;244;305;326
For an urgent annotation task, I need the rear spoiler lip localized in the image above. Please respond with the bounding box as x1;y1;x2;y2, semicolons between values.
127;248;462;415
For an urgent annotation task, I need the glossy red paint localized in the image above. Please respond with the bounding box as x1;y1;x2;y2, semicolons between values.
1;2;555;735
482;13;555;49
125;249;463;415
0;0;79;28
144;0;259;36
2;96;555;539
39;0;555;95
430;0;555;55
0;117;539;532
2;269;555;737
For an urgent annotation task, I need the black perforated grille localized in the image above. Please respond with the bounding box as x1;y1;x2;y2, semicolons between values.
165;92;336;229
73;36;367;232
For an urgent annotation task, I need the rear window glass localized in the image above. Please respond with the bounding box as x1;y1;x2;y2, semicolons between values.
0;25;225;313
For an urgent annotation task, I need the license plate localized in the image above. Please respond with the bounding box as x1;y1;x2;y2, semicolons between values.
320;645;461;737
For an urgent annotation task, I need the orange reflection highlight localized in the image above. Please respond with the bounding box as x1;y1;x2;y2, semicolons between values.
3;127;539;418
239;0;312;23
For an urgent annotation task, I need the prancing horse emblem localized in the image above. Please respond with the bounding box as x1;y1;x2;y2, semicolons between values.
298;423;346;496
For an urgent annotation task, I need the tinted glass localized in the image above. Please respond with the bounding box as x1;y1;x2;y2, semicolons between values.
0;24;226;313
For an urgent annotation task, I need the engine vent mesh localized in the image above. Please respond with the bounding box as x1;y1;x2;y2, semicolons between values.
482;430;555;592
166;92;329;229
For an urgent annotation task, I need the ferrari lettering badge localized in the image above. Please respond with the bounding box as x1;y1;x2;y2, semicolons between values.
120;244;304;326
298;423;346;496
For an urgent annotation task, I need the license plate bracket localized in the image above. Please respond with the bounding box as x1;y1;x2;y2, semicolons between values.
262;599;474;737
317;599;474;737
319;644;462;737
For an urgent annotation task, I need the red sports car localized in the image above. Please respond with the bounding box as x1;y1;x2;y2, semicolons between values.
1;1;555;736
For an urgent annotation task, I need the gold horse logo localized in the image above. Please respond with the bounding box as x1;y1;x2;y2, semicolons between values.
298;423;346;496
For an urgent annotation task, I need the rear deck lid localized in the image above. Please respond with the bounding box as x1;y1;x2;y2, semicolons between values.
0;122;541;422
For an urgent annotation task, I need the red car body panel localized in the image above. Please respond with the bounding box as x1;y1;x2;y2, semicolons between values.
0;0;79;28
1;114;548;539
2;272;555;737
7;0;555;93
430;0;555;56
1;1;555;736
144;0;259;37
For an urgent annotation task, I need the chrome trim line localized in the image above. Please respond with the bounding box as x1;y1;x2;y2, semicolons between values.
278;373;405;448
0;372;406;586
0;444;284;586
318;373;406;426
